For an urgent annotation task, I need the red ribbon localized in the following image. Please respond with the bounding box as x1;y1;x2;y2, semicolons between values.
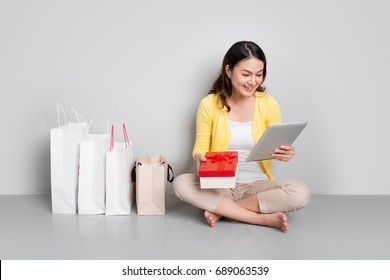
206;152;236;164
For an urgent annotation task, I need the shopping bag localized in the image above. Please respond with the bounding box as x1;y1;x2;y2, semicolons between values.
132;155;174;215
50;104;89;214
105;124;134;215
78;118;110;215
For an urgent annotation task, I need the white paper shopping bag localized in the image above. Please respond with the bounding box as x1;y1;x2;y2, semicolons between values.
78;118;110;215
105;124;134;215
50;104;89;214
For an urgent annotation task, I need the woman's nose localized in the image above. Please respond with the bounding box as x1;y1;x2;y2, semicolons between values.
249;75;256;85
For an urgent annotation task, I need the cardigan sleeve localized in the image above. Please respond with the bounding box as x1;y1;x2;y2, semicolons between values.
192;96;213;158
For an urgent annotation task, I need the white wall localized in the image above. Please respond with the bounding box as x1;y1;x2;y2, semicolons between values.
1;0;389;195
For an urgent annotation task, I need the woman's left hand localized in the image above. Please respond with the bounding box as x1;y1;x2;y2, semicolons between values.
272;145;295;162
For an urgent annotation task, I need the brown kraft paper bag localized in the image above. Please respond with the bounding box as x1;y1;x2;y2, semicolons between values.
132;156;174;215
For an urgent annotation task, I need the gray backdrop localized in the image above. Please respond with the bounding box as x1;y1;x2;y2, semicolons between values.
1;0;389;195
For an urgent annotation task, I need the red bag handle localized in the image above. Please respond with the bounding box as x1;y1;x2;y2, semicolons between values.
123;124;130;148
110;124;130;151
110;125;115;151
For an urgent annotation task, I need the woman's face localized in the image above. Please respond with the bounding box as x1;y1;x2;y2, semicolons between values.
226;57;264;98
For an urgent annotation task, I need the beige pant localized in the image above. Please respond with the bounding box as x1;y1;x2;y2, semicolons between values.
173;173;311;213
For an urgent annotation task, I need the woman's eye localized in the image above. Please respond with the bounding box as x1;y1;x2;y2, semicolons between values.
242;74;249;77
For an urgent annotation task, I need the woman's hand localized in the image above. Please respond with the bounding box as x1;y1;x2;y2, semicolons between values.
194;153;207;173
272;145;295;162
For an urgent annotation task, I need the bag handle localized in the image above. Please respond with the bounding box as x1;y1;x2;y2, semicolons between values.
131;160;174;183
110;124;131;151
123;124;130;148
89;117;110;134
167;164;174;183
56;102;66;128
161;161;174;182
56;103;87;128
109;125;115;151
70;106;87;123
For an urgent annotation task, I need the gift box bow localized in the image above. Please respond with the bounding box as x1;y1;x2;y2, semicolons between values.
206;152;236;163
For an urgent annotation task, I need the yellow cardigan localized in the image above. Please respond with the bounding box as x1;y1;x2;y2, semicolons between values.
192;91;281;180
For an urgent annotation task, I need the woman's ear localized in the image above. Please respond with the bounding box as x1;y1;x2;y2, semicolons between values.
225;65;231;78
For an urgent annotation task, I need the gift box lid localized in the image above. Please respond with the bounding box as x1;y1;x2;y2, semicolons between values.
198;151;238;177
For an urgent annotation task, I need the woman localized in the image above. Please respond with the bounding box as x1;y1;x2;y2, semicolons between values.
173;41;310;232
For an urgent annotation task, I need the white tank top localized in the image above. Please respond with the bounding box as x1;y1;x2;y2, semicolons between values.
227;120;268;183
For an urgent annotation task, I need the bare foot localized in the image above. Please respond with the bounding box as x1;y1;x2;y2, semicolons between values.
204;210;222;227
258;212;288;232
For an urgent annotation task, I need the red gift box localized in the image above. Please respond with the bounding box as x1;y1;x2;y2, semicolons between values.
198;151;238;189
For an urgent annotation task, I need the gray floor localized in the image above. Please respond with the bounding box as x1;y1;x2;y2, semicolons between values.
1;191;389;260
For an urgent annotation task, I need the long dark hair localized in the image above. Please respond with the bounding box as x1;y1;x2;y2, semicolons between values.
209;41;267;112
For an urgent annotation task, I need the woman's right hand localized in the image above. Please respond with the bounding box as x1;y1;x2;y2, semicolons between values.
194;153;207;174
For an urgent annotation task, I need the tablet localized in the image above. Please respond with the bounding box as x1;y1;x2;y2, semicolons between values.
245;122;308;161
